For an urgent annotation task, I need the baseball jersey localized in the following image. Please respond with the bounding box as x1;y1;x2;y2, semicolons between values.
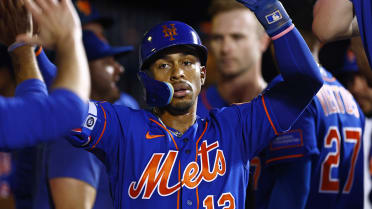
33;138;114;209
67;26;323;209
351;0;372;68
253;68;365;209
197;86;228;117
0;79;86;150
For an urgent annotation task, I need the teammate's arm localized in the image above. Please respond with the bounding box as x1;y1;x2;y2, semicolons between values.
267;158;311;209
49;178;96;209
312;0;359;42
45;139;101;209
19;0;90;101
0;0;90;149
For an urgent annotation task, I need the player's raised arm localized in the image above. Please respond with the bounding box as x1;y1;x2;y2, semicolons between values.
312;0;358;42
0;0;90;149
236;0;323;131
19;0;90;101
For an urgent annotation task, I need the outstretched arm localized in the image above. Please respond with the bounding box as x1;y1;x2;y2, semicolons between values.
19;0;90;101
312;0;359;42
0;0;90;149
237;0;323;132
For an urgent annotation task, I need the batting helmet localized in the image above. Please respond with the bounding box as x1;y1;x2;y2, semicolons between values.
139;21;208;70
138;21;208;107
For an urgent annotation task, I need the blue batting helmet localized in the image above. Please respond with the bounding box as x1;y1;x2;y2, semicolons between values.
138;21;207;107
139;21;208;70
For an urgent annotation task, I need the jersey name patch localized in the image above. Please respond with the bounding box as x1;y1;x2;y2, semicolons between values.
270;130;302;150
128;140;226;199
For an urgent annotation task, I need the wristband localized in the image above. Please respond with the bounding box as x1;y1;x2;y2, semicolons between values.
7;42;27;52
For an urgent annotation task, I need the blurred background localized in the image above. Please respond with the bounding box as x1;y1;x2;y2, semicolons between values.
90;0;361;108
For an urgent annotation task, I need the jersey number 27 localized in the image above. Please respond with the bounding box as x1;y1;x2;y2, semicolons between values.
319;126;362;193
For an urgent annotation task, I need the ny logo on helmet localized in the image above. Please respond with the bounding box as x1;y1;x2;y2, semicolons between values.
162;24;178;41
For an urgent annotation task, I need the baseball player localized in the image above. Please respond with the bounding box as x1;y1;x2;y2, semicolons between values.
252;2;365;208
196;2;269;208
66;0;324;208
334;47;372;209
33;30;137;209
197;0;269;117
0;0;90;149
312;0;372;69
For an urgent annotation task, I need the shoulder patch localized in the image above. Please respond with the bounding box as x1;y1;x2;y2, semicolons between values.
83;101;98;130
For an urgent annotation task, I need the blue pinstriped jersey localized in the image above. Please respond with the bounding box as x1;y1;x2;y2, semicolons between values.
253;68;365;209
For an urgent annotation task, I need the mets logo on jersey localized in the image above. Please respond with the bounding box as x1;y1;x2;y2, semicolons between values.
265;10;282;24
128;140;226;199
162;24;178;41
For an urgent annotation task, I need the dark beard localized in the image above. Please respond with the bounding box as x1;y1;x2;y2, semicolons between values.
166;100;194;115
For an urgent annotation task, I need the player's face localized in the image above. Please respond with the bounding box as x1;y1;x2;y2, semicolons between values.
89;56;124;103
348;74;372;114
149;48;206;112
210;9;264;77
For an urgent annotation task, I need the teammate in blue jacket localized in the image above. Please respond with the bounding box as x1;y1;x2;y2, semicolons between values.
312;0;372;69
68;0;323;208
0;0;90;150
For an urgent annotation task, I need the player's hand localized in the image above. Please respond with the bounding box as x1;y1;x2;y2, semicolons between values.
0;0;33;46
16;0;82;49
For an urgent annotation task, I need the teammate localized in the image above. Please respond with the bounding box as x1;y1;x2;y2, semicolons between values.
0;0;90;149
66;0;324;208
335;45;372;209
312;0;372;68
73;0;113;41
196;1;269;208
33;30;137;209
252;1;365;208
197;0;269;116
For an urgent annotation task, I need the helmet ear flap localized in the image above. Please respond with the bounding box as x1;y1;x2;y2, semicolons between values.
137;71;174;107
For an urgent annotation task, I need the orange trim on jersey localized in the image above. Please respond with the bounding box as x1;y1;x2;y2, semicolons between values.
265;154;304;164
35;46;43;56
90;104;107;150
149;118;179;150
369;157;372;176
72;128;82;133
149;118;181;209
201;89;213;111
195;121;209;208
261;95;278;135
269;129;303;151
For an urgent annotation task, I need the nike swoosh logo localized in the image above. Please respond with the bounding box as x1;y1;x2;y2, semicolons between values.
146;131;165;139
